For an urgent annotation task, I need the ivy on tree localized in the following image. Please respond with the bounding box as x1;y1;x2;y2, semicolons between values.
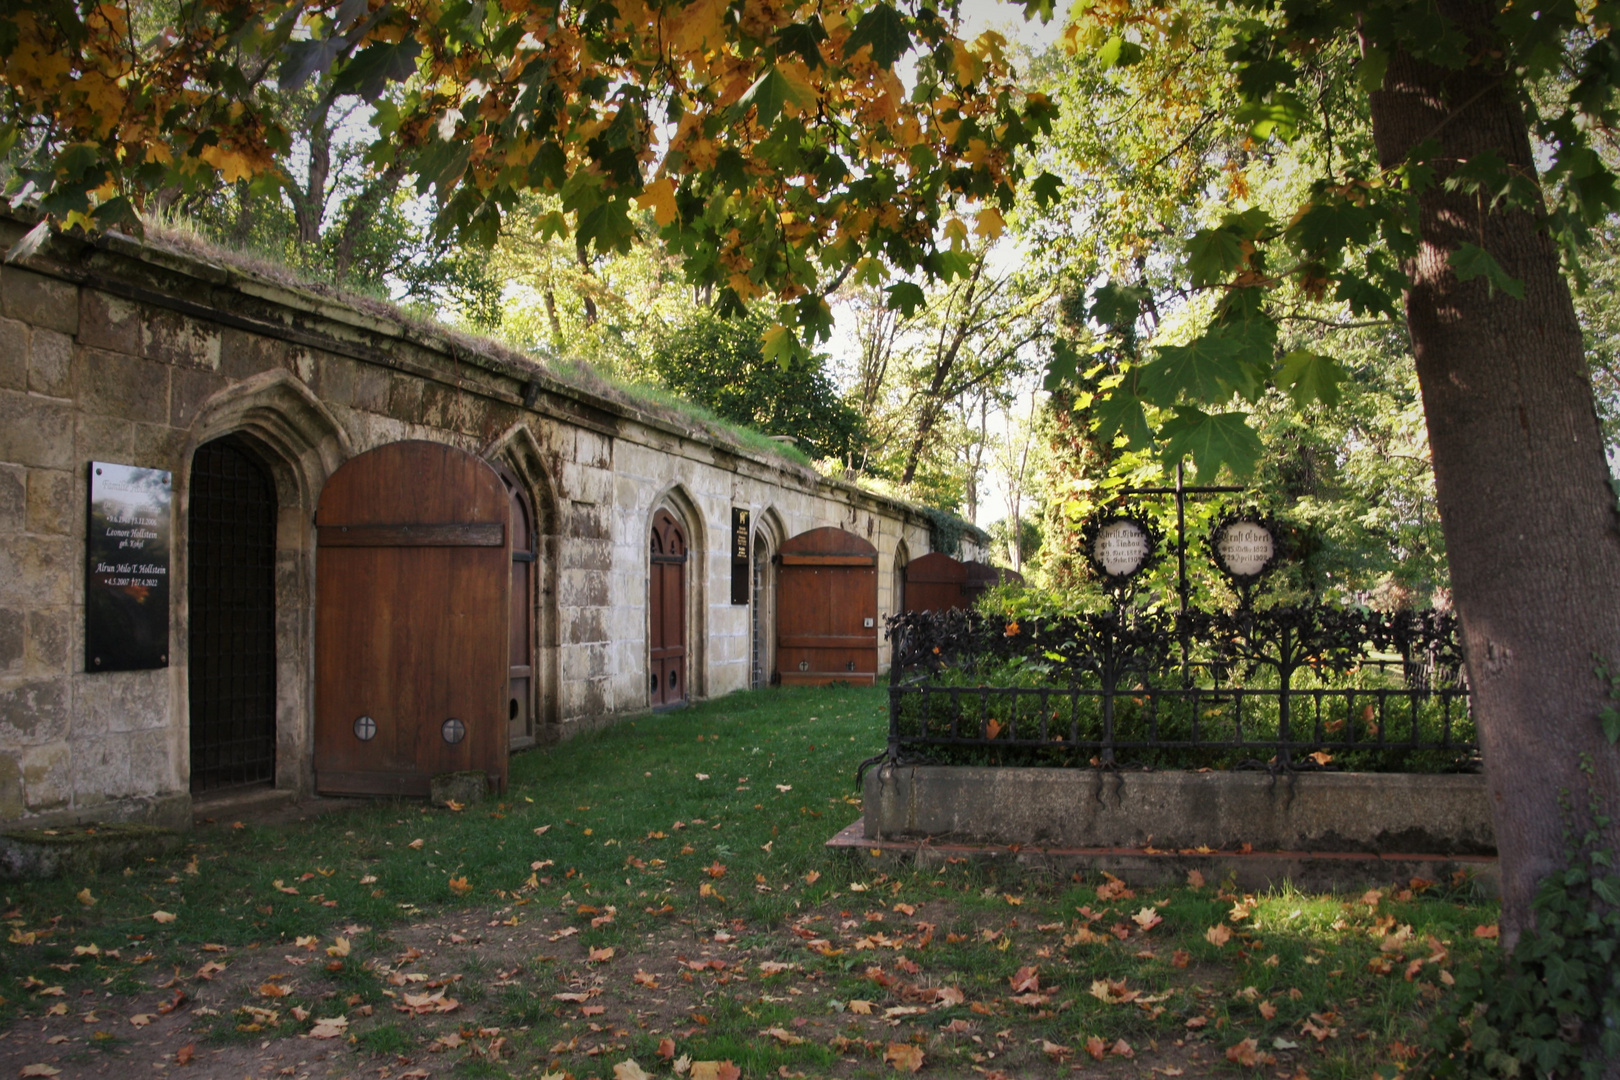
1045;0;1620;1015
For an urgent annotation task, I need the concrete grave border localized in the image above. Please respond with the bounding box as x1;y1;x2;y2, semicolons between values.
849;764;1497;891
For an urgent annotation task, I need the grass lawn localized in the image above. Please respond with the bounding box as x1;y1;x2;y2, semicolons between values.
0;685;1499;1079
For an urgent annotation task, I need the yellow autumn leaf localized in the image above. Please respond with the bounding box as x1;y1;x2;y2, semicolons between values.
197;144;256;183
974;206;1005;239
636;176;679;227
665;0;728;54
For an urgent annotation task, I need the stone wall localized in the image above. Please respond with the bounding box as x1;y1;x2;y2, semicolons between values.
0;217;945;828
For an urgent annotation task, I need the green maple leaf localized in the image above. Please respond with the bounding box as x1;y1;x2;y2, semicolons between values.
1186;227;1247;288
332;39;422;100
1449;243;1524;299
1287;200;1376;259
885;281;927;316
1275;350;1347;408
1137;334;1250;406
736;67;812;126
844;4;910;67
1331;272;1400;318
1092;388;1154;450
1029;171;1064;207
1159;408;1262;483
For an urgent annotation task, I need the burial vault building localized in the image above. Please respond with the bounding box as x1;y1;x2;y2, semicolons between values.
0;216;975;829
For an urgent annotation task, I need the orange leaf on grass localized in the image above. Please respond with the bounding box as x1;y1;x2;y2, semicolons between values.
1226;1038;1261;1066
884;1042;924;1073
1008;966;1039;994
1205;924;1232;947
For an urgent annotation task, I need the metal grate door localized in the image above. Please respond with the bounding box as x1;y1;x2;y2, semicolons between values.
187;437;277;792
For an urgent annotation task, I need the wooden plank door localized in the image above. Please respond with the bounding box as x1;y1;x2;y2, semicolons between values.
901;552;968;613
777;527;878;686
649;510;687;708
314;441;510;797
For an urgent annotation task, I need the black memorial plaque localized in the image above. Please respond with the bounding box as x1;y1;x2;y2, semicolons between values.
85;461;172;671
730;507;751;605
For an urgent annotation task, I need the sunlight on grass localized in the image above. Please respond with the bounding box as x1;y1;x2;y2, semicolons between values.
0;686;1498;1078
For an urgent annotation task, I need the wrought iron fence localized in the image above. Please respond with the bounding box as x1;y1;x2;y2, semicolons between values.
880;608;1477;773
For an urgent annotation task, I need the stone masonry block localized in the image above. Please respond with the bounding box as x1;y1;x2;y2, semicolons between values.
350;363;391;413
0;754;20;820
25;609;69;677
91;668;169;734
19;741;71;810
315;353;357;407
558;569;609;608
2;267;78;336
72;738;131;800
132;422;188;470
28;328;72;397
0;465;22;532
75;412;134;464
0;390;74;469
141;307;219;369
430;771;488;808
124;729;172;795
218;326;290;380
78;290;141;355
0;679;69;744
79;348;168;423
0;317;26;391
568;503;611;540
26;469;73;535
169;367;228;429
0;610;21;674
387;371;424;424
0;536;74;609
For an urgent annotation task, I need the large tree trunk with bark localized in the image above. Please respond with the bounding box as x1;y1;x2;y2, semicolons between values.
1367;0;1620;945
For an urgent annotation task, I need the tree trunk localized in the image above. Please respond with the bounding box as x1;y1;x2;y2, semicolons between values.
1367;0;1620;946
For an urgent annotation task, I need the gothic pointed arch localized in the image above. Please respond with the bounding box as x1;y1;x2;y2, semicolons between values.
647;484;706;704
179;369;351;798
483;423;560;746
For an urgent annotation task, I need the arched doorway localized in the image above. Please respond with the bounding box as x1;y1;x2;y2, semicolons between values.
902;552;969;613
499;470;536;748
777;527;879;685
650;509;688;708
187;435;278;792
751;529;774;688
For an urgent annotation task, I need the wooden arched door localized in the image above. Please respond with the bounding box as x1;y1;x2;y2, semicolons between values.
650;509;687;708
314;441;510;796
777;527;878;685
902;552;968;613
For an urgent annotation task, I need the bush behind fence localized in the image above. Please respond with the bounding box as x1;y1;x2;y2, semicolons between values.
884;607;1476;773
